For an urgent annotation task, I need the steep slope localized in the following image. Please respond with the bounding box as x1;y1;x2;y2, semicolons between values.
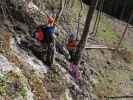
0;55;34;100
0;0;133;100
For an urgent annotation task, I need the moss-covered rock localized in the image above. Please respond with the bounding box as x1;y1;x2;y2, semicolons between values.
0;55;33;100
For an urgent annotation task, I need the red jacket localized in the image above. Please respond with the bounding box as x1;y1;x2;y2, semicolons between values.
35;31;44;42
67;39;77;50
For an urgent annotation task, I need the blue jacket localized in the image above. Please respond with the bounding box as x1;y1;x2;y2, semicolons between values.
43;27;55;41
32;26;55;42
32;31;36;38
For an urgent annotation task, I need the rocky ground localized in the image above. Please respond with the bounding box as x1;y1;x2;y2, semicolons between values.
0;0;133;100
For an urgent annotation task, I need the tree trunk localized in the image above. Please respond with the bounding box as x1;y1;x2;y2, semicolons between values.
120;0;127;20
116;12;133;50
76;0;83;40
113;0;120;17
75;0;97;64
54;0;65;24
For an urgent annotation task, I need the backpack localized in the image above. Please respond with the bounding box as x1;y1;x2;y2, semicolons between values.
32;25;47;42
35;31;44;42
32;25;55;43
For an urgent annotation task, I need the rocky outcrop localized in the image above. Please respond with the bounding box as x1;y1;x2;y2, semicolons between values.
0;55;34;100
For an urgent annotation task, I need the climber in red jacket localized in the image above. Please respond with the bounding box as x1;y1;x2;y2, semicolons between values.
31;15;56;66
32;15;55;43
67;33;77;62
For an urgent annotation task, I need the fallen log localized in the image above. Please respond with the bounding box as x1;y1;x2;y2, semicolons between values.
85;45;115;50
104;95;133;99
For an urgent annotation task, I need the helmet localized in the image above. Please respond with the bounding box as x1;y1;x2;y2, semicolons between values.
69;33;75;39
47;16;54;24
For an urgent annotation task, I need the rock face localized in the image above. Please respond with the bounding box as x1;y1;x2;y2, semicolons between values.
0;55;34;100
0;29;91;100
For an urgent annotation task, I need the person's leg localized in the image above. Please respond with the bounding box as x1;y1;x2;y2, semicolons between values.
68;50;73;62
46;35;55;66
70;50;76;62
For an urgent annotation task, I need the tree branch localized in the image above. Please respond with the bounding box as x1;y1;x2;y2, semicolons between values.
104;95;133;99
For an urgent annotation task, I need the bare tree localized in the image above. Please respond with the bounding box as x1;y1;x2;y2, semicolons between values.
120;0;127;20
75;0;97;64
116;12;133;51
54;0;66;25
76;0;83;40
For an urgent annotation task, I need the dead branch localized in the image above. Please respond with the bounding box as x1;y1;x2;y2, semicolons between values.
54;0;65;24
76;0;83;40
72;19;85;26
116;12;133;50
104;95;133;99
85;45;115;50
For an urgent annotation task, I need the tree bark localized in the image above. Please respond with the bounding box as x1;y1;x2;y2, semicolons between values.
116;12;133;50
113;0;120;17
76;0;83;40
120;0;127;20
75;0;97;64
54;0;65;25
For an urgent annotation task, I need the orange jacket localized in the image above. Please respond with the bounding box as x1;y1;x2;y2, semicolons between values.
67;39;77;50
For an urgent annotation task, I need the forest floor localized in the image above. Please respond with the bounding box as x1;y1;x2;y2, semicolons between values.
89;14;133;100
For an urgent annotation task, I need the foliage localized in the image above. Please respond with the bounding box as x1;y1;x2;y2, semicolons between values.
0;72;27;99
118;48;133;64
96;16;119;45
95;69;133;98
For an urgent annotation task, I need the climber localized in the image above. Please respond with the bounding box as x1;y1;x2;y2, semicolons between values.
67;33;77;62
31;15;56;66
45;16;56;66
69;62;80;80
66;33;80;80
32;26;44;43
45;15;55;43
47;15;55;27
32;15;55;43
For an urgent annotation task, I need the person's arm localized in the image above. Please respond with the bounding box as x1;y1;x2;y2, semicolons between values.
45;15;49;23
53;16;57;26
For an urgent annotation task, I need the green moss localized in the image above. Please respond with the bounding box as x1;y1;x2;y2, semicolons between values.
97;30;118;42
95;69;133;98
20;86;27;97
0;74;7;95
121;41;133;52
96;16;119;44
0;72;27;99
43;66;66;98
